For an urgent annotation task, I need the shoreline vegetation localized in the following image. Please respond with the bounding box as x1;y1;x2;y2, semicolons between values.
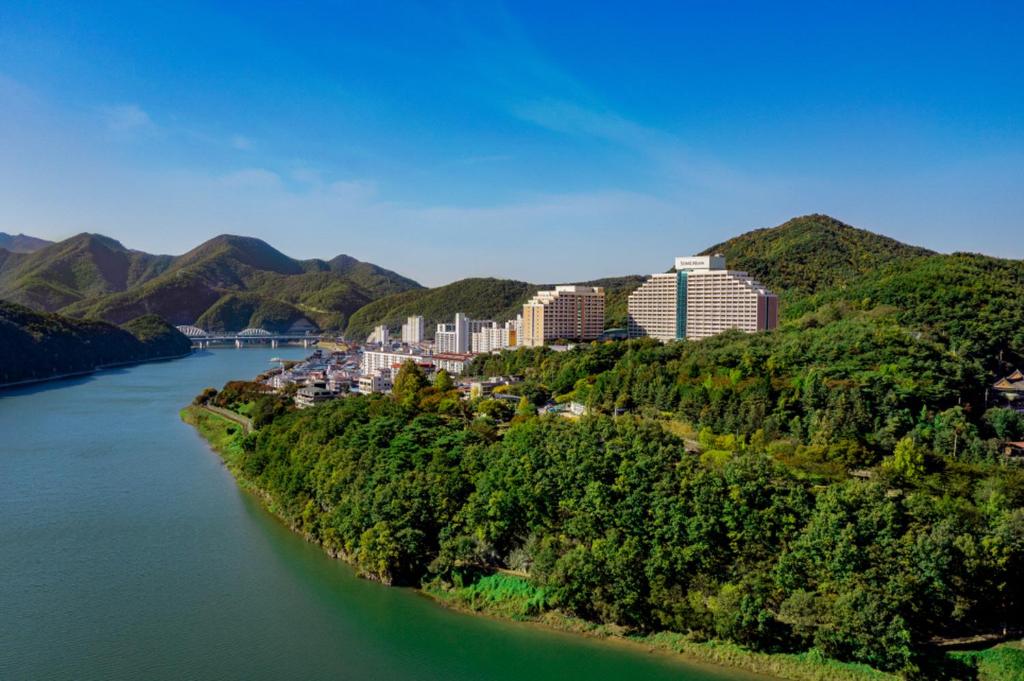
0;300;193;388
0;350;193;390
172;217;1024;681
182;398;1023;681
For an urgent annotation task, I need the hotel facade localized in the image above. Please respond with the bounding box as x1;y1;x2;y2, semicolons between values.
627;255;778;342
521;285;605;347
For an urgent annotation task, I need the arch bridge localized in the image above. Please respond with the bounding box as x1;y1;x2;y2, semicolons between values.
177;326;318;348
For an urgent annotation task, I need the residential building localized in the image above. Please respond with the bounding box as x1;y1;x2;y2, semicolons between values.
432;352;474;375
436;313;495;353
994;369;1024;411
401;315;425;344
521;285;605;347
470;319;519;353
358;371;393;394
627;255;778;342
361;350;427;377
367;324;390;346
295;385;335;409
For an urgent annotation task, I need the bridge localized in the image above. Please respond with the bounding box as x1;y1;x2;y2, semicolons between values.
176;326;319;349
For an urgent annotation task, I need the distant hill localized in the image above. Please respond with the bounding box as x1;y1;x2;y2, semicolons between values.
701;214;934;297
344;275;645;340
0;301;192;386
0;233;173;311
0;232;52;254
0;233;422;332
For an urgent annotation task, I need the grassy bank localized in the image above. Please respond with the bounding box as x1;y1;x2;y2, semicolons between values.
423;573;895;681
181;405;247;465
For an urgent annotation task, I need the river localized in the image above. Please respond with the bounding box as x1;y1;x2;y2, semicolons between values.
0;348;765;680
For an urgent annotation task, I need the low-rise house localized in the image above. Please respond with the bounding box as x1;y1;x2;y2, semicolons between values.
358;371;393;394
993;369;1024;411
295;384;336;409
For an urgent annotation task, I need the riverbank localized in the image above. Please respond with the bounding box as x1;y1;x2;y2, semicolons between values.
185;404;1020;681
0;350;192;391
422;574;894;681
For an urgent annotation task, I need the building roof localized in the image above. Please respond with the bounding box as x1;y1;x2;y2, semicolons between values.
432;352;474;361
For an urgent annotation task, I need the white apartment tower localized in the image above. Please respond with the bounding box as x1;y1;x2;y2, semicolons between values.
367;324;390;346
435;313;494;353
521;285;605;347
401;315;425;344
470;319;520;353
627;255;778;342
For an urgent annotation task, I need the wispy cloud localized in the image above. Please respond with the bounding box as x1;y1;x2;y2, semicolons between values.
229;134;253;150
218;167;281;190
99;103;156;133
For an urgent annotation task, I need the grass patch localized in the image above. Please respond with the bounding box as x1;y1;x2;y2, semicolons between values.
948;643;1024;680
181;405;246;464
425;572;897;681
427;572;549;620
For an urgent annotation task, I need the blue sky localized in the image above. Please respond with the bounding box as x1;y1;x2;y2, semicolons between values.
1;1;1021;285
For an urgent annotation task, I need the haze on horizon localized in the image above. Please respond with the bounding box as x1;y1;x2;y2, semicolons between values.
1;1;1022;286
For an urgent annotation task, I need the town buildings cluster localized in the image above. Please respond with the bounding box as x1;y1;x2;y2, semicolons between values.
266;255;779;405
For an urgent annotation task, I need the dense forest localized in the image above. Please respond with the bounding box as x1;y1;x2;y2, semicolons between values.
196;357;1023;678
0;300;192;385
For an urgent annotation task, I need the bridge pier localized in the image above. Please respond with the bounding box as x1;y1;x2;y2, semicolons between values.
302;339;310;348
271;339;278;348
235;339;242;349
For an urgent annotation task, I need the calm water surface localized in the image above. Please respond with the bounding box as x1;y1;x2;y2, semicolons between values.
0;348;766;680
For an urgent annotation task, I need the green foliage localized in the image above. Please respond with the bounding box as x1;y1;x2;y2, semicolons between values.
0;233;173;311
433;369;454;392
949;644;1024;681
393;360;429;406
0;300;191;384
199;386;1024;674
429;572;549;619
701;214;934;299
882;437;926;481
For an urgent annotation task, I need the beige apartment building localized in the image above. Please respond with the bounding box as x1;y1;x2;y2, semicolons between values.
521;285;605;347
627;255;778;342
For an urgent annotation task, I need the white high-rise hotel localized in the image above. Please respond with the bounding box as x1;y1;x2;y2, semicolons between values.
627;255;778;342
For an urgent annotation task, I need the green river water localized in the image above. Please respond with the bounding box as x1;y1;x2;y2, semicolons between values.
0;348;768;680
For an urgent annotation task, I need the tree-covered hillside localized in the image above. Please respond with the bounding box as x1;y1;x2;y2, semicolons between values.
0;233;174;311
0;233;422;332
702;214;934;298
0;300;191;385
344;275;645;340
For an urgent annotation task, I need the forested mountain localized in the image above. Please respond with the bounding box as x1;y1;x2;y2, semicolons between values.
0;300;191;385
701;214;935;297
0;233;422;332
0;233;174;311
344;275;646;340
0;232;53;254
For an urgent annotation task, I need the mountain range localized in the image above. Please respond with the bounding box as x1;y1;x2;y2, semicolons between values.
0;233;420;332
2;214;1015;341
0;232;52;254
